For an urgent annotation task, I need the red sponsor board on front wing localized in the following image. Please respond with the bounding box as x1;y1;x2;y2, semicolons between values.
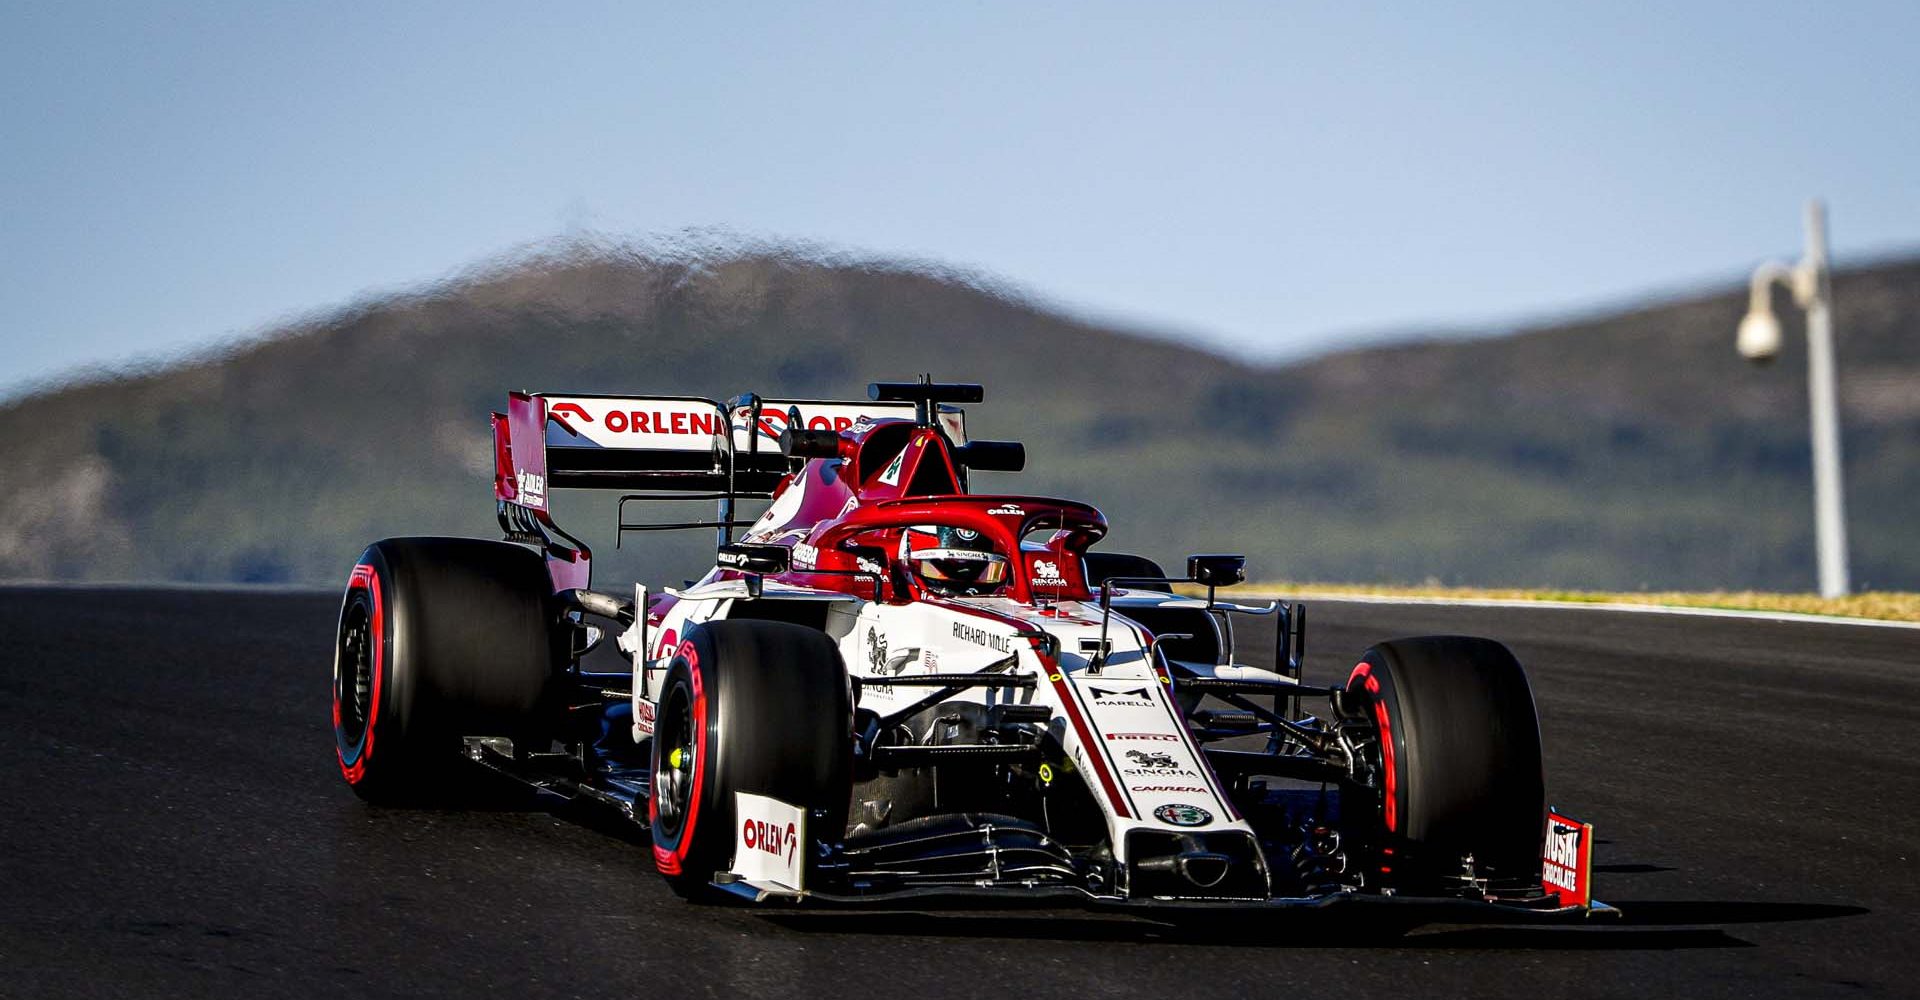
1541;811;1593;907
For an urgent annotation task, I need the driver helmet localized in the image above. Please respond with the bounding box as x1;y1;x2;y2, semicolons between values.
900;524;1009;596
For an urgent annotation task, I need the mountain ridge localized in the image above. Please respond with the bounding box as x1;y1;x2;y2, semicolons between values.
3;241;1914;591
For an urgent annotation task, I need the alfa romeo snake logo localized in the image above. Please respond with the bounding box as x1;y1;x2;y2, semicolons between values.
1153;803;1213;827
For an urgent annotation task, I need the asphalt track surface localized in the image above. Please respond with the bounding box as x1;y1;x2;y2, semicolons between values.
3;586;1917;998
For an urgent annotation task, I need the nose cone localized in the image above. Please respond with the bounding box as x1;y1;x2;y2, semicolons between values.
1738;311;1783;363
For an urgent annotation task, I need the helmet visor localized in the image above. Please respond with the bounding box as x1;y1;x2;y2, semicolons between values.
914;549;1009;586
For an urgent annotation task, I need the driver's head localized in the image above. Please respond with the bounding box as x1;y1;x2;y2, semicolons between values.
901;524;1009;596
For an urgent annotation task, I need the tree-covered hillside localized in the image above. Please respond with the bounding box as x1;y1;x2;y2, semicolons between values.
3;244;1914;591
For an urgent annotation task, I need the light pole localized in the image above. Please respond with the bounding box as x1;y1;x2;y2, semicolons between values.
1736;199;1851;598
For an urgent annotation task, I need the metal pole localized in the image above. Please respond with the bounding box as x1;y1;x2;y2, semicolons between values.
1802;199;1851;598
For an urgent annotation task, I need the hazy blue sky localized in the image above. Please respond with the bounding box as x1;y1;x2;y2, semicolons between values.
4;1;1917;394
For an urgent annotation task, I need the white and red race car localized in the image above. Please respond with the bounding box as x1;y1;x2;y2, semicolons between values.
331;379;1606;915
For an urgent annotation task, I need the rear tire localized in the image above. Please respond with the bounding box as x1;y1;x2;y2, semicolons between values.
331;537;560;804
648;620;852;899
1343;636;1544;893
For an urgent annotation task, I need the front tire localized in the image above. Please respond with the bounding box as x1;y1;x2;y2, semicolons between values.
648;620;852;899
332;537;559;804
1343;636;1545;893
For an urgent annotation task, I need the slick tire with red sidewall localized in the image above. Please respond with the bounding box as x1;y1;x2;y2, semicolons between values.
648;619;853;899
1344;635;1545;893
332;537;559;804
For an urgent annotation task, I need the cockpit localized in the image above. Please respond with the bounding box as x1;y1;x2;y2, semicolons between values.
899;524;1012;597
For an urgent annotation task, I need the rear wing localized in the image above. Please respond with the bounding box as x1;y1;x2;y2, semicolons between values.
495;392;967;506
490;380;980;593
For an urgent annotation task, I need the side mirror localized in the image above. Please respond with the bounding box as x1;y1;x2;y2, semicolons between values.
1186;553;1246;588
572;623;604;659
717;543;791;575
781;425;843;459
843;545;891;598
954;440;1025;472
847;545;890;576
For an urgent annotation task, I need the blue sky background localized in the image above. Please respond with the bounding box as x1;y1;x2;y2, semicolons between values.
3;1;1917;395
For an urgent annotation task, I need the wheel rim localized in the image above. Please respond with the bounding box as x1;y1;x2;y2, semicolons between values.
654;683;696;837
336;601;374;749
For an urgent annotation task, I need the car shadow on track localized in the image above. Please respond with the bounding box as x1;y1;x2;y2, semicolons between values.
759;899;1867;951
1604;900;1870;926
408;763;1871;954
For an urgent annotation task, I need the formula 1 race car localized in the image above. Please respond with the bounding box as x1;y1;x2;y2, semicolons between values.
330;379;1607;916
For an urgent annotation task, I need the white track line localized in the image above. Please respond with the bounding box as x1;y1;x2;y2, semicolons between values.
1244;591;1920;632
0;580;328;594
5;580;1916;632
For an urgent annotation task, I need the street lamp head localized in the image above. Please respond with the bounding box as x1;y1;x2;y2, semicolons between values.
1737;308;1782;364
